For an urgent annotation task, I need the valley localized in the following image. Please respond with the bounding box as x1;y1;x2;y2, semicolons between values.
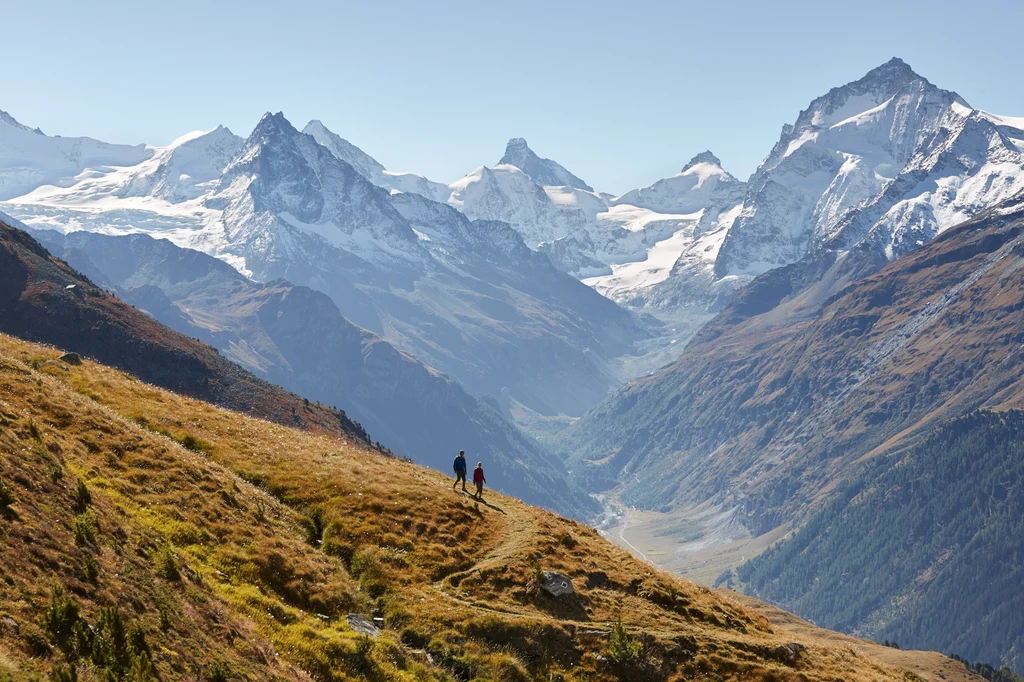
2;48;1023;680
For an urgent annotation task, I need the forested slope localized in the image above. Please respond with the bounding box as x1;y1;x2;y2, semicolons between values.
739;410;1024;673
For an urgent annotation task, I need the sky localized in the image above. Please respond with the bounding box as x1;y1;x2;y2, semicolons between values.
5;0;1024;195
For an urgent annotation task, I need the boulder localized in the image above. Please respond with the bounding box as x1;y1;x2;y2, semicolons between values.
59;352;82;366
540;571;574;597
345;613;380;638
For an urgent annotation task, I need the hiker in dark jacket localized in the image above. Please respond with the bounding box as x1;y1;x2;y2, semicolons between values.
473;462;486;499
453;450;468;491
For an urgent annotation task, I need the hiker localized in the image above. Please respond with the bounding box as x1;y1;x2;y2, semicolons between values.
473;462;486;499
453;450;468;491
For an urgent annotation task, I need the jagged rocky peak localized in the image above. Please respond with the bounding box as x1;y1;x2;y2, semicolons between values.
682;150;723;173
0;108;44;134
791;56;964;134
497;136;594;191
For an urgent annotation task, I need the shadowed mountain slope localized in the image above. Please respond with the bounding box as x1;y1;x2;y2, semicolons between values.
28;227;597;518
0;217;368;442
561;191;1024;533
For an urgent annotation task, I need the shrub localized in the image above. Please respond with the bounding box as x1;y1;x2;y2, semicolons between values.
176;433;213;454
42;587;82;653
204;660;231;682
301;508;326;547
604;619;642;665
48;663;78;682
158;605;172;632
602;619;657;681
348;636;377;677
28;419;41;441
155;548;180;582
127;651;159;682
350;546;390;597
81;555;100;583
94;606;129;671
401;627;430;649
0;478;14;509
72;478;91;513
322;519;353;564
73;512;99;546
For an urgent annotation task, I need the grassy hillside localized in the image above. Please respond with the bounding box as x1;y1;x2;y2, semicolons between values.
0;218;369;443
738;409;1024;673
26;227;597;519
0;333;976;682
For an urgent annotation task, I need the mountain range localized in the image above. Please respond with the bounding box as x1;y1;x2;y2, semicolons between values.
3;55;1024;675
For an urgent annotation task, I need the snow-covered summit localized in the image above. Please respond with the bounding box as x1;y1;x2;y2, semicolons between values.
681;151;722;173
715;57;967;278
302;120;450;202
115;125;243;203
611;151;744;214
498;137;593;191
0;109;43;135
0;108;151;201
212;111;421;268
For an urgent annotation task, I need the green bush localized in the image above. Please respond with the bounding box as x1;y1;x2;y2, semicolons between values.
81;555;100;583
155;548;180;582
300;508;326;547
127;651;159;682
603;619;642;665
176;433;213;454
42;587;82;653
204;660;231;682
72;478;91;513
400;627;430;649
48;663;78;682
350;546;390;598
72;512;99;546
0;478;14;509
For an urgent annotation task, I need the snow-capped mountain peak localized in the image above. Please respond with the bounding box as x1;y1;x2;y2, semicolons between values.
715;57;970;278
0;109;43;135
681;150;723;173
211;110;423;270
498;137;593;191
611;150;744;213
112;124;243;203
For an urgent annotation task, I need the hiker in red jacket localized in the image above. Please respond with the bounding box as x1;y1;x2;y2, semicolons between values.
472;461;486;499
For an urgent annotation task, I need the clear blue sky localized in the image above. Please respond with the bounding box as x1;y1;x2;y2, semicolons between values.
5;0;1023;194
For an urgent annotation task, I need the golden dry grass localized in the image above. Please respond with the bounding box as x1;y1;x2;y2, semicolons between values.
0;333;979;681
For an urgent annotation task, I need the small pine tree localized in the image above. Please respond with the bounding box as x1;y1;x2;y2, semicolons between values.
72;479;91;513
604;618;643;665
155;548;180;582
